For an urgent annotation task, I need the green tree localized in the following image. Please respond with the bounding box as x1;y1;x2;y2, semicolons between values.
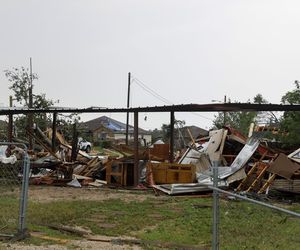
5;67;81;143
57;113;81;142
161;120;185;144
279;81;300;146
213;94;268;136
5;67;55;137
161;123;171;143
253;93;268;104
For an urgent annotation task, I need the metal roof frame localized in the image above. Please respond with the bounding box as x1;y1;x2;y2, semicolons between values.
0;103;299;116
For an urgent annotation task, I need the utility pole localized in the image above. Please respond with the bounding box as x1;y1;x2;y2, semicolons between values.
28;58;33;150
125;72;131;145
223;95;227;126
8;96;13;143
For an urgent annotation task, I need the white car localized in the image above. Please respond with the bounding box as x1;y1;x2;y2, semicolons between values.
78;138;92;153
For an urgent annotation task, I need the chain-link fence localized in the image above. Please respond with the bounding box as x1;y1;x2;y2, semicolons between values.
210;163;300;249
0;142;30;239
218;196;300;249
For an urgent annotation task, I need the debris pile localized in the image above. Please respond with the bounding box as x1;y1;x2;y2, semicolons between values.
150;127;300;197
2;125;299;200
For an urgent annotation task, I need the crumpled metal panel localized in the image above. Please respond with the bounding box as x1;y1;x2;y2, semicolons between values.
224;138;259;178
153;182;227;195
196;138;259;184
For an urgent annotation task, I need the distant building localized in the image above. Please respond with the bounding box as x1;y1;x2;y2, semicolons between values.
81;116;152;145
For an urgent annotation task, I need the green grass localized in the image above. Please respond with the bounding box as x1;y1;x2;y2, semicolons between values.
91;146;104;154
1;191;300;249
0;194;20;233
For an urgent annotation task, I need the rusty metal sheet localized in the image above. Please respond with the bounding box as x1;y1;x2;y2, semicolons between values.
268;153;300;179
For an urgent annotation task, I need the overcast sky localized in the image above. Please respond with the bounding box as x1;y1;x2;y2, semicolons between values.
0;0;299;131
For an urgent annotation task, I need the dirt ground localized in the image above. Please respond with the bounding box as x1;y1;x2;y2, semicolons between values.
28;185;154;203
1;236;142;250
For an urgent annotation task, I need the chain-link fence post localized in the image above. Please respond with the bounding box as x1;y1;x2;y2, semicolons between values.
0;142;30;239
17;143;30;238
212;160;219;250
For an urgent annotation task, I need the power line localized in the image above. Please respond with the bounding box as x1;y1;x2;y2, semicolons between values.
131;75;214;122
190;112;214;121
132;77;173;105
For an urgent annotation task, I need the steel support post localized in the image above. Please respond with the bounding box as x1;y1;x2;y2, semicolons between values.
71;123;78;162
169;111;175;163
125;72;131;145
51;112;57;152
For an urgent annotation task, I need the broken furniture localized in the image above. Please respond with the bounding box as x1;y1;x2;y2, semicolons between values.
148;162;196;184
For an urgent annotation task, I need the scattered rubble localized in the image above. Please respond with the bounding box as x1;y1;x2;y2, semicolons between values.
1;125;299;201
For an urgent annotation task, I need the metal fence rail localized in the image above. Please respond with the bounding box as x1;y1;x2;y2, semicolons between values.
0;142;30;239
211;162;300;250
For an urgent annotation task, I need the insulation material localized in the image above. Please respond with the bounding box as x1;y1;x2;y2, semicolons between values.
267;153;300;179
